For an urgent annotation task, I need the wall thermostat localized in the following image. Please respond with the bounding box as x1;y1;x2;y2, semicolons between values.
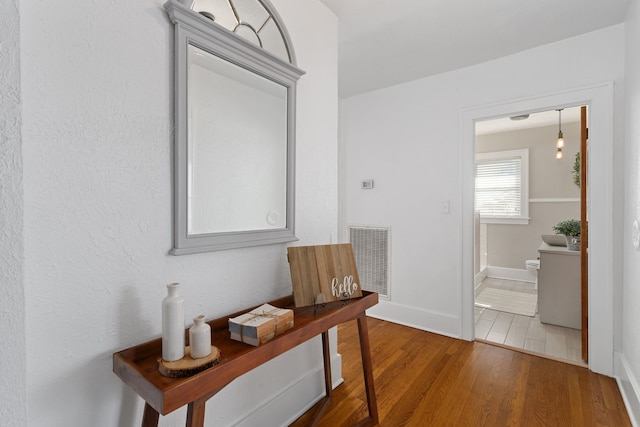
361;179;374;190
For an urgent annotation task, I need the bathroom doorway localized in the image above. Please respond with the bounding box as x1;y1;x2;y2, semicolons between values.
472;105;588;365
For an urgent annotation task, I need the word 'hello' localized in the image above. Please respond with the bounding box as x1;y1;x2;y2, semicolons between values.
331;275;359;297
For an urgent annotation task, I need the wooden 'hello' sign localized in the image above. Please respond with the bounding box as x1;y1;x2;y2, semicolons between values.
288;243;363;307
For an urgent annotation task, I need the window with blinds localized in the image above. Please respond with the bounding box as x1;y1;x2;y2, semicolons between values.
475;149;529;224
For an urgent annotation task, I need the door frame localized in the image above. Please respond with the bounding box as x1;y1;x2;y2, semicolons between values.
460;83;614;376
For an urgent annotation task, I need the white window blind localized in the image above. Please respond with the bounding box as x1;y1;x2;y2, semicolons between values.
475;149;529;224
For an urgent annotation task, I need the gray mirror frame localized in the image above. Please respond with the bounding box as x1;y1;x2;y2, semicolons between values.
165;0;305;255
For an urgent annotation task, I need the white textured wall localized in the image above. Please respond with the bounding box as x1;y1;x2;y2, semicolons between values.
0;0;26;425
620;0;640;423
341;25;624;341
16;0;337;426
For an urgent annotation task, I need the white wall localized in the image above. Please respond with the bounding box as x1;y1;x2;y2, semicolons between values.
0;0;26;424
10;0;338;426
618;0;640;423
341;25;625;355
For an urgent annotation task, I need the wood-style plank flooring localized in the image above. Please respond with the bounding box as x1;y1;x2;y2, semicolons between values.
290;317;630;427
475;278;585;365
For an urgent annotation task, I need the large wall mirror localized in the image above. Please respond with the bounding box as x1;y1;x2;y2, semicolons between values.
165;0;305;255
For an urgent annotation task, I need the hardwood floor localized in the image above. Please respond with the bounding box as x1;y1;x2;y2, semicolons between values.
290;317;630;427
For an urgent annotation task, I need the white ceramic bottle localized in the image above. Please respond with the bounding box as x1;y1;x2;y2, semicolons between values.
189;315;212;359
162;283;185;361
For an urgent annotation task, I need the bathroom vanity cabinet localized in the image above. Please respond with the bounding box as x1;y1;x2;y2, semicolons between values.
537;243;581;329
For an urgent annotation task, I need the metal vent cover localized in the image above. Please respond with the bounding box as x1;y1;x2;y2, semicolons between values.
349;226;390;298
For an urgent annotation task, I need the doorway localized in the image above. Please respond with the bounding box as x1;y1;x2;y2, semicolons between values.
459;84;615;376
472;106;586;365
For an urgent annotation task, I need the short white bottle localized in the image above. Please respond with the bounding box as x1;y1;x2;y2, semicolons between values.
162;283;185;361
189;315;212;359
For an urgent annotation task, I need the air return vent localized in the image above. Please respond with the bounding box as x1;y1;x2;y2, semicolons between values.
349;226;390;298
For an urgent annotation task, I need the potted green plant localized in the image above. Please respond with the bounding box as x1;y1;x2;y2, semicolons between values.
553;219;581;251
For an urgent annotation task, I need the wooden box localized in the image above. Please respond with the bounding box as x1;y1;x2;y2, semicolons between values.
228;304;294;346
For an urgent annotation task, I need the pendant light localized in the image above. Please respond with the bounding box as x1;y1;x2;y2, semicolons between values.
556;109;564;159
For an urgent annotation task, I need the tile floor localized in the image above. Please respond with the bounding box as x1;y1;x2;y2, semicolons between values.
475;277;586;366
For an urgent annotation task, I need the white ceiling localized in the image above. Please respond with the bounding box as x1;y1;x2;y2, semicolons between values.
318;0;630;98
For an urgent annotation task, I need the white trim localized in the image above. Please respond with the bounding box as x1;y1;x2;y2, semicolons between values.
366;300;460;339
460;82;615;376
235;352;344;426
474;270;487;288
484;266;536;283
529;198;580;203
480;217;530;225
615;352;640;427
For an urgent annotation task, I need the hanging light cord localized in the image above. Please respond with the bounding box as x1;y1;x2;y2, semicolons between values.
558;109;564;138
556;109;564;159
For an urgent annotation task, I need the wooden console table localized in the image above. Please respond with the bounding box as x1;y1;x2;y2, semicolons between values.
113;291;379;427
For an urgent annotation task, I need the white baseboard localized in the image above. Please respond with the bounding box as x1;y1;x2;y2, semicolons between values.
485;266;535;283
232;353;343;427
615;352;640;427
365;299;460;339
474;269;487;288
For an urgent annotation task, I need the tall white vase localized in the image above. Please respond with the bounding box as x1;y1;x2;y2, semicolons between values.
162;282;185;361
189;315;212;359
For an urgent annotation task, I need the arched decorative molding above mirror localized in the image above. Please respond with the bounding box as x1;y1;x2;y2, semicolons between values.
164;0;305;255
190;0;296;64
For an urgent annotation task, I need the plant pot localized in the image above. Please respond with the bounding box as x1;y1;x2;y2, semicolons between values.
565;236;581;251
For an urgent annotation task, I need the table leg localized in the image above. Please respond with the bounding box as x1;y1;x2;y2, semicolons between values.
321;330;333;399
186;397;207;427
309;331;333;427
141;403;159;427
357;313;379;425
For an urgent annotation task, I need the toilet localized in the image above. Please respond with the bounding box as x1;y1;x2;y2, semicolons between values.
525;259;540;289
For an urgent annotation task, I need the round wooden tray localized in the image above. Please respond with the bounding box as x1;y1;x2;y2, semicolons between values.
158;346;221;378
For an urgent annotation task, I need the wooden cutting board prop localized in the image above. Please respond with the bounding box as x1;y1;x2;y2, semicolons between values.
158;346;220;378
288;243;363;307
